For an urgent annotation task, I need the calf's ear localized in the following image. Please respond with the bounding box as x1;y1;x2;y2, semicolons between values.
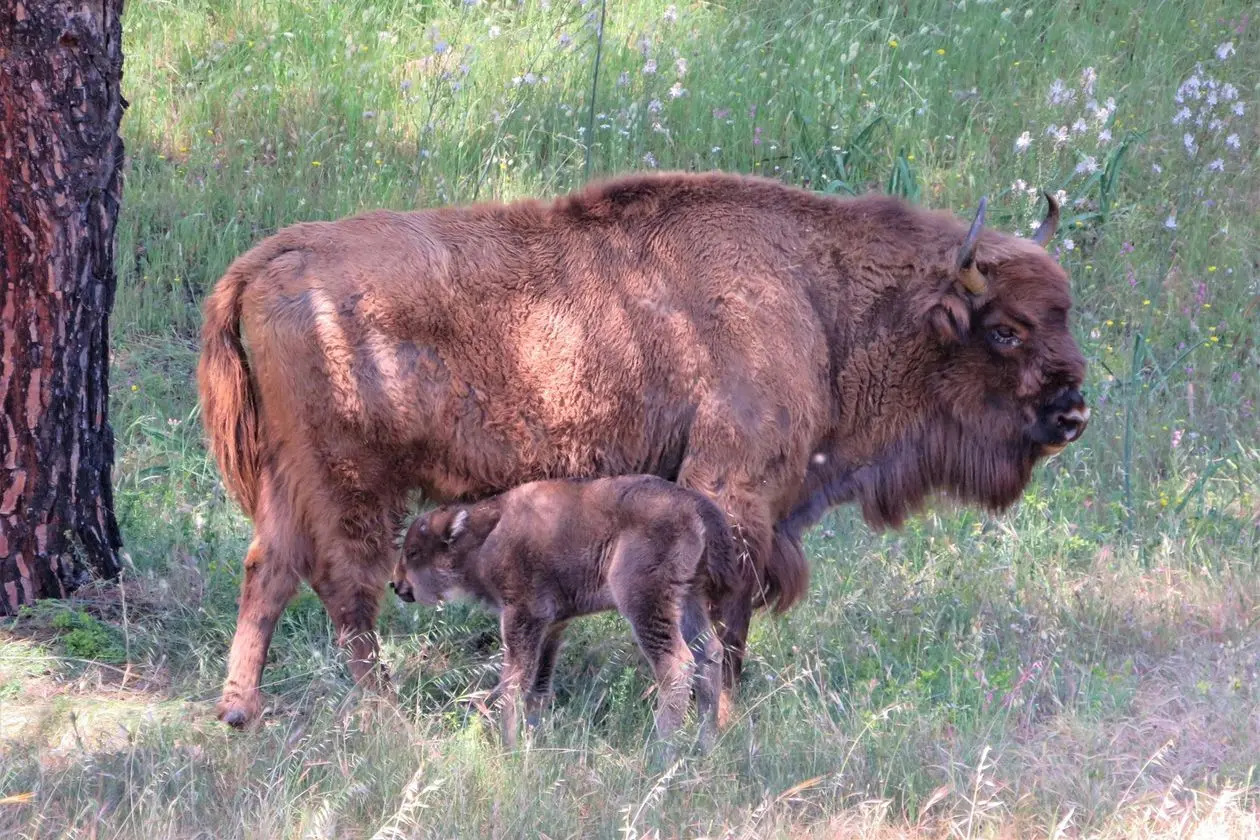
444;509;469;543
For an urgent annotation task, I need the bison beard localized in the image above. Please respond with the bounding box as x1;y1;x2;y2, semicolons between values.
198;171;1087;728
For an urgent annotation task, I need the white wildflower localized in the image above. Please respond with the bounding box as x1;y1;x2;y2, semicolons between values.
1063;238;1076;251
1014;131;1032;153
668;81;686;99
1097;128;1112;144
1164;214;1177;230
663;4;678;22
1048;78;1075;105
1183;132;1197;157
1216;41;1235;61
643;58;657;74
642;152;658;168
1152;163;1163;174
1225;133;1240;150
1207;158;1225;172
1072;118;1088;134
1075;156;1099;174
1178;72;1203;102
710;146;721;154
523;71;538;85
488;25;501;38
1012;178;1028;192
1080;66;1097;96
675;57;687;76
1054;189;1068;206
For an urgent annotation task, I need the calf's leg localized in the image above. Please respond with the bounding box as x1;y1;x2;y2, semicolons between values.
525;622;567;728
681;595;723;752
609;533;695;744
676;463;773;727
488;607;548;748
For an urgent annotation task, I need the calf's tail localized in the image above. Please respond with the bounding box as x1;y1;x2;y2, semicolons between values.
696;498;744;603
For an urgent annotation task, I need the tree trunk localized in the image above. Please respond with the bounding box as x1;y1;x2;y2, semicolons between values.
0;0;126;613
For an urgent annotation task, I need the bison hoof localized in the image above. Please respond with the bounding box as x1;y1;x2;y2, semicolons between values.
221;708;248;729
217;696;261;730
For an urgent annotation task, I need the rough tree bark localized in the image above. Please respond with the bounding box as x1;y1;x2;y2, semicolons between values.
0;0;126;613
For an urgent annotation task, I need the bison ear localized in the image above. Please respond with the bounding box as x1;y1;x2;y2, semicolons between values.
926;289;973;345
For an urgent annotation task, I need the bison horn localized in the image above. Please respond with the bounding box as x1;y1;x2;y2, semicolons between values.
957;196;987;295
1030;190;1060;247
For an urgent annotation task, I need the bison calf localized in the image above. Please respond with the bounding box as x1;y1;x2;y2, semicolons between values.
393;475;741;751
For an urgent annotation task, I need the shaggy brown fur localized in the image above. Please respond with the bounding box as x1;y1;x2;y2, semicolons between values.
393;475;740;749
198;170;1088;727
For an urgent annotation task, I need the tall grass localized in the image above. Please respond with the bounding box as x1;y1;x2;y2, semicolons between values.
2;0;1258;836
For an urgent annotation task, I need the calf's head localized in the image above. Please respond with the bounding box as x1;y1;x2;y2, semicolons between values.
913;194;1089;510
393;507;474;606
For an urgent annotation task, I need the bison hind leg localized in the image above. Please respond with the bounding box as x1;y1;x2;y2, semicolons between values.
307;499;407;706
218;469;309;728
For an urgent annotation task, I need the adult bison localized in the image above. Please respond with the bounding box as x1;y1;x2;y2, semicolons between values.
198;171;1087;727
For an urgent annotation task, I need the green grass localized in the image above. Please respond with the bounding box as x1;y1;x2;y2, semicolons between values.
3;0;1259;836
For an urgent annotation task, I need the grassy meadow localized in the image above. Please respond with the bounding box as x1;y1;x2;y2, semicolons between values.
3;0;1260;835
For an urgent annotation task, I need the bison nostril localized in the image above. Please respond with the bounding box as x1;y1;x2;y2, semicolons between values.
1056;406;1090;441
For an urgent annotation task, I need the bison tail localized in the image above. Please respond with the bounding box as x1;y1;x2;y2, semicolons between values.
759;526;810;614
197;242;286;518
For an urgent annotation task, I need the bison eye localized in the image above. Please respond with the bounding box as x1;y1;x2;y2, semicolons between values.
988;326;1022;349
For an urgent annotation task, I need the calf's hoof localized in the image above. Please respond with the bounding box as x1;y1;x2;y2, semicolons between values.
696;726;717;756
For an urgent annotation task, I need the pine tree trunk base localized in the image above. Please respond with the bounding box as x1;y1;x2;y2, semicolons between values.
1;0;127;614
